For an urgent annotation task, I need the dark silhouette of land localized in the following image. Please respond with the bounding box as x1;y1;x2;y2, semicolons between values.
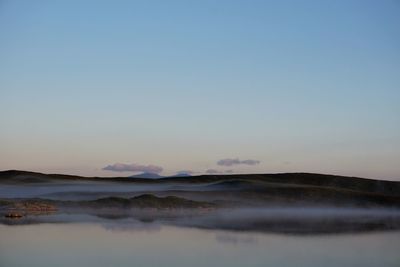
1;170;399;234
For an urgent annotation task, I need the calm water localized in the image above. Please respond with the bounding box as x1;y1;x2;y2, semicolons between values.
1;222;399;267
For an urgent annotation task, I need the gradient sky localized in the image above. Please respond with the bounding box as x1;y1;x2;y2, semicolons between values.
0;0;399;179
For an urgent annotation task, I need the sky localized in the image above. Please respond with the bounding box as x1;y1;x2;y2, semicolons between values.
0;0;399;180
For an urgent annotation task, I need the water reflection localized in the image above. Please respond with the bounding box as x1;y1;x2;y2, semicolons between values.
215;233;258;245
0;222;399;267
2;207;400;235
101;219;162;233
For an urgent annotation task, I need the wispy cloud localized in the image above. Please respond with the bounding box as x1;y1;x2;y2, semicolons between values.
217;158;260;166
103;163;163;173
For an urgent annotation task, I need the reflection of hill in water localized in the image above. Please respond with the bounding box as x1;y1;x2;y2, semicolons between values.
1;207;400;235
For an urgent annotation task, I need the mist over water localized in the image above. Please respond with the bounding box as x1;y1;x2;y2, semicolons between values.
2;206;399;236
1;173;400;267
2;177;400;235
0;182;222;200
0;182;178;199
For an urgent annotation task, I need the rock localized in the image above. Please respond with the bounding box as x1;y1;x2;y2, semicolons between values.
4;212;24;218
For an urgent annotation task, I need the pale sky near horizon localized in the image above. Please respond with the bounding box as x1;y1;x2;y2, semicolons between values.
0;0;399;180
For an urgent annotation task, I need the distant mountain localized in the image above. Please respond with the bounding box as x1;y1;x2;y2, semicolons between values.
129;172;164;179
172;172;192;177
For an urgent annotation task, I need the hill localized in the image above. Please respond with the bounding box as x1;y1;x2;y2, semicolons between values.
85;194;214;209
1;170;400;233
130;172;164;179
1;170;399;197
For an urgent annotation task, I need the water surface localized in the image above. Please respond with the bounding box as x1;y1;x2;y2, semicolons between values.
1;222;399;267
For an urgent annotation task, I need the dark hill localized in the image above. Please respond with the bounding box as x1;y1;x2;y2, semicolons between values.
1;170;399;198
130;172;164;179
163;173;400;197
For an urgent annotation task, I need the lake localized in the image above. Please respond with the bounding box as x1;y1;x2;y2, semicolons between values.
1;221;399;267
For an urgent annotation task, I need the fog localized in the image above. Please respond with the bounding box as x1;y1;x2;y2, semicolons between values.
0;182;215;200
2;206;400;235
2;177;400;235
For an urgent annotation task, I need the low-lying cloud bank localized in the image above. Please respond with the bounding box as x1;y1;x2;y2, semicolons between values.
217;158;260;166
103;163;163;173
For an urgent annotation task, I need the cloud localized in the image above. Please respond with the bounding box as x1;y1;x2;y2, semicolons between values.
217;158;260;166
103;163;163;173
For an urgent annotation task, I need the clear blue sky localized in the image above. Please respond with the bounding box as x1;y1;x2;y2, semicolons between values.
0;0;399;179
